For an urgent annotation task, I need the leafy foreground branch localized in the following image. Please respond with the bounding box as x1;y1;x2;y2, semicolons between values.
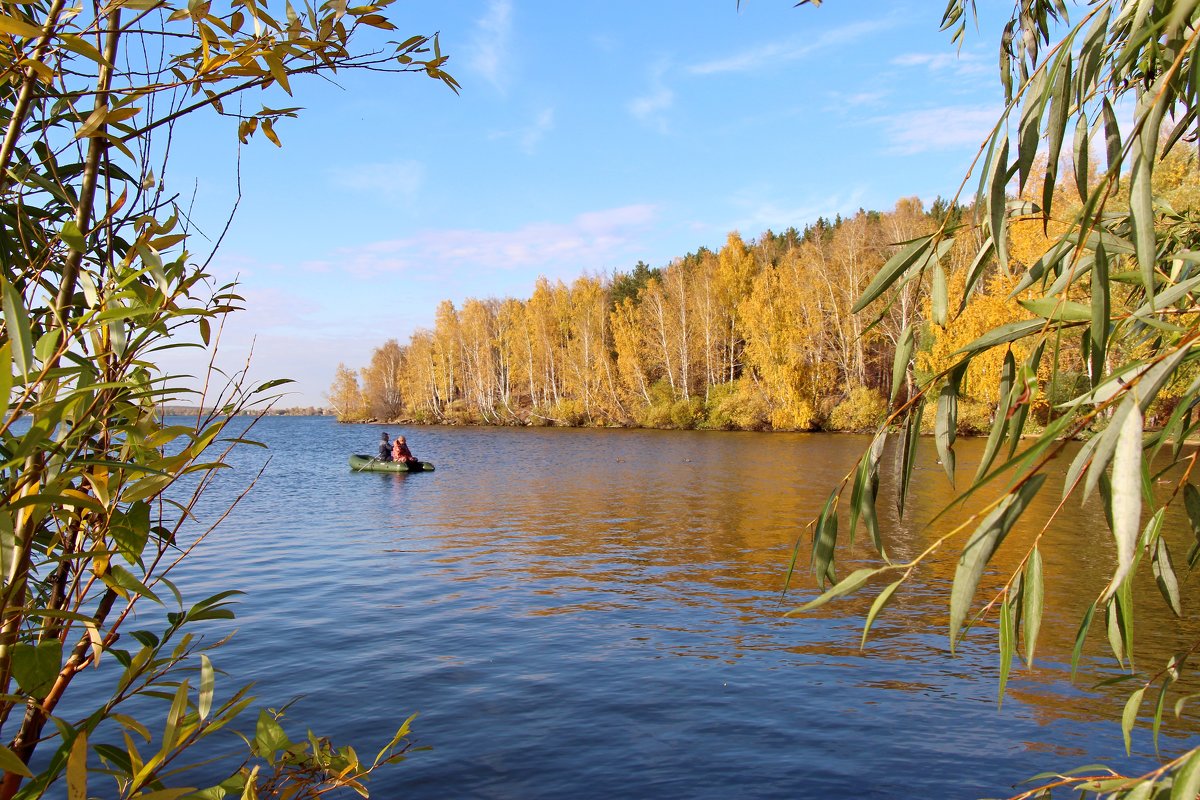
0;0;455;795
791;2;1200;798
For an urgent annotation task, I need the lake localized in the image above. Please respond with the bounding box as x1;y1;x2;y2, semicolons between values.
159;416;1198;799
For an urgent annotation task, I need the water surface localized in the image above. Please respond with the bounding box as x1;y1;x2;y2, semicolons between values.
159;417;1199;798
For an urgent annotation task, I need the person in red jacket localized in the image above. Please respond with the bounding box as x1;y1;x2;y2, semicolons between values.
392;435;419;466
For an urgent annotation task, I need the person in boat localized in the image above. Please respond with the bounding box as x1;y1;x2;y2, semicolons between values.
378;431;393;461
391;435;419;466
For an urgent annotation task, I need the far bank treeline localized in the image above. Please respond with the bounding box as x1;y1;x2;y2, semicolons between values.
330;157;1199;432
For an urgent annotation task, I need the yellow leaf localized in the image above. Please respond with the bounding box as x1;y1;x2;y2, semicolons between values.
0;13;44;38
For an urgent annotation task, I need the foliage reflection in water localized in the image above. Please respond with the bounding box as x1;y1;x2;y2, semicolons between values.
162;417;1197;799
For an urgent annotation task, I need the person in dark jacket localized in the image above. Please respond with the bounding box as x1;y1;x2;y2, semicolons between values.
378;431;392;461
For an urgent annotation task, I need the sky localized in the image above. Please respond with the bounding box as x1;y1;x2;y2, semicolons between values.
161;0;1012;408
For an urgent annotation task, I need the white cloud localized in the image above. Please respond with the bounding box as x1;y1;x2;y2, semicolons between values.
328;161;424;204
300;204;660;277
628;61;674;133
891;50;989;77
469;0;514;93
689;18;893;76
490;107;555;154
877;105;1001;155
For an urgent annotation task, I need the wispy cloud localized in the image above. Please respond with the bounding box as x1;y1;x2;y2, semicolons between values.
877;104;1000;155
468;0;513;92
628;61;674;133
891;50;989;77
689;18;892;76
328;160;424;204
490;107;555;154
301;204;660;277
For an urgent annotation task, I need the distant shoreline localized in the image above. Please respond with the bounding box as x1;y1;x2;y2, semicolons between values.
158;406;331;417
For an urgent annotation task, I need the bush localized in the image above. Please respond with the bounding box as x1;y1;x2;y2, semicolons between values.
827;386;887;432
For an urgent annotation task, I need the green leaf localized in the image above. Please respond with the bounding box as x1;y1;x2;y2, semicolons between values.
199;654;214;720
860;579;902;649
810;490;839;589
956;319;1047;356
1103;400;1143;600
1101;97;1122;177
254;710;291;759
786;568;877;615
1171;748;1200;800
1122;687;1145;755
60;220;86;253
1071;601;1097;680
0;342;12;412
1152;531;1182;617
0;745;33;779
998;594;1014;706
959;237;995;314
1073;110;1089;203
975;349;1016;484
989;137;1011;272
104;565;162;604
1;275;32;377
897;398;924;519
890;326;913;405
935;378;957;484
1090;244;1109;388
11;640;63;696
1018;297;1092;322
853;235;934;313
931;262;947;326
948;475;1047;650
1023;548;1044;666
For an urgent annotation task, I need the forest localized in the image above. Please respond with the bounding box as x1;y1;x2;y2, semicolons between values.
329;151;1199;434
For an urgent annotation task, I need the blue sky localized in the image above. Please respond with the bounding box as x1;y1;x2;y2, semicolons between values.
163;0;1009;408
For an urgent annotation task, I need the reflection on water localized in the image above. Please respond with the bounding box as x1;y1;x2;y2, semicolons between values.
158;418;1199;799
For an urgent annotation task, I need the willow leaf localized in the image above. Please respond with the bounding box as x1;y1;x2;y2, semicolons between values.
786;568;877;615
1071;601;1097;680
1073;111;1089;202
1019;297;1091;322
861;579;903;649
975;350;1015;485
990;137;1011;272
1016;71;1045;193
960;237;995;314
1152;534;1182;617
999;595;1014;707
932;262;947;326
1101;97;1122;176
948;475;1047;650
1174;749;1200;800
897;398;924;519
1041;50;1071;225
935;378;958;485
1130;86;1165;295
1153;676;1170;756
1023;548;1044;665
1106;596;1126;666
890;325;913;405
1102;401;1143;601
1132;274;1200;319
1;276;32;377
853;235;934;313
1091;243;1109;388
956;319;1047;356
1122;687;1145;755
811;490;838;590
